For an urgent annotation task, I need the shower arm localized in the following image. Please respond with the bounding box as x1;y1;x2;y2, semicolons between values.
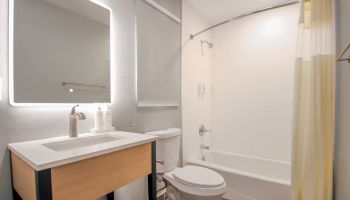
201;40;214;48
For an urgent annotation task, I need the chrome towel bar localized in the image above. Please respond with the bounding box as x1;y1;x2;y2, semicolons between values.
62;82;106;89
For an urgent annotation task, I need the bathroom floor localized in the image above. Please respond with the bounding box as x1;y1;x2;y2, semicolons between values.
157;194;228;200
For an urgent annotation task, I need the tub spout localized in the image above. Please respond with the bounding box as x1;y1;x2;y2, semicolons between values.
200;144;210;150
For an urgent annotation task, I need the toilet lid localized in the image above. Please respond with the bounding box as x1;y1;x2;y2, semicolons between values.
173;166;224;188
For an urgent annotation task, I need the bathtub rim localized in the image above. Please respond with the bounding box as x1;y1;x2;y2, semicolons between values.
188;150;291;186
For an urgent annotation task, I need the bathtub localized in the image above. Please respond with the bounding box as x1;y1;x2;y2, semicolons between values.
188;150;291;200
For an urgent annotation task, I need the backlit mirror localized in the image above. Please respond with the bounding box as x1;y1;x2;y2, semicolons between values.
10;0;111;105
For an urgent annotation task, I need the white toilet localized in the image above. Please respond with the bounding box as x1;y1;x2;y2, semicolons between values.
145;128;226;200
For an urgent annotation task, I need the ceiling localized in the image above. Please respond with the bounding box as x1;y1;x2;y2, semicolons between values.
44;0;110;25
186;0;298;25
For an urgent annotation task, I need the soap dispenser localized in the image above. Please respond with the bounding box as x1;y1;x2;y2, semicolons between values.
103;105;113;129
95;105;104;130
90;105;104;133
91;104;115;133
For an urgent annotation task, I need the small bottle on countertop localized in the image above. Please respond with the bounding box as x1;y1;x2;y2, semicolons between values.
103;105;113;129
94;105;104;130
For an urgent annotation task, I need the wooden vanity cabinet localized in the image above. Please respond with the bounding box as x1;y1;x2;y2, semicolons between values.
10;142;156;200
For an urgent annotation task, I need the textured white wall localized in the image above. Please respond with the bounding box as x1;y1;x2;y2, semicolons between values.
334;0;350;199
181;0;213;163
0;0;181;199
209;5;298;162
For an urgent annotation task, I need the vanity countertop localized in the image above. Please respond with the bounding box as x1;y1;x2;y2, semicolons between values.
8;131;157;171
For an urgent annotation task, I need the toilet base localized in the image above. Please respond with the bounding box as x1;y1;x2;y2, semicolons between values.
166;183;224;200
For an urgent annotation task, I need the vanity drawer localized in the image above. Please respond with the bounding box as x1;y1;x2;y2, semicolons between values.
51;143;152;200
11;153;37;200
11;143;152;200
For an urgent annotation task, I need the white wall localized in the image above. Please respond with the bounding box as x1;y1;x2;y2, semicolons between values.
137;0;181;106
334;0;350;199
182;0;213;163
210;5;298;162
0;0;181;199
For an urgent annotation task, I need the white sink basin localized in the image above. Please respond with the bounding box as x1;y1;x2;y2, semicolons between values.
8;131;158;170
42;134;124;152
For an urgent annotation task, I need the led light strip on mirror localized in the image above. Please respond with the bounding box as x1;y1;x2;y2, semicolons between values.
8;0;115;106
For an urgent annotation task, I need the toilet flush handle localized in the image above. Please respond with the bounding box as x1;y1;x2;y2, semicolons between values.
156;160;165;165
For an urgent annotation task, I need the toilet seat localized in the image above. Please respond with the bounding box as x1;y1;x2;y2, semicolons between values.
173;165;225;188
164;165;227;197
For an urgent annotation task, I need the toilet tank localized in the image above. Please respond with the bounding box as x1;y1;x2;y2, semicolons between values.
145;128;181;173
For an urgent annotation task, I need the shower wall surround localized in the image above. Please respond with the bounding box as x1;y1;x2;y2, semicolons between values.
182;2;299;164
181;0;213;163
0;0;181;199
210;5;299;162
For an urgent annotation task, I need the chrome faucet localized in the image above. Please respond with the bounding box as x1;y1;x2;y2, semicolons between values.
69;105;86;138
200;144;210;150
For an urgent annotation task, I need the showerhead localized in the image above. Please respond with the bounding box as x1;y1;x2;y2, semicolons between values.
201;40;214;49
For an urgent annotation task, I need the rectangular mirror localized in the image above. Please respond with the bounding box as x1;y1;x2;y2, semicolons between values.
9;0;111;105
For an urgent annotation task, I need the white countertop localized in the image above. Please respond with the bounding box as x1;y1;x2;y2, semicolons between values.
8;131;157;171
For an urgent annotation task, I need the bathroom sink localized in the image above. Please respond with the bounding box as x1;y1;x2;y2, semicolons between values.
42;134;124;152
8;131;157;170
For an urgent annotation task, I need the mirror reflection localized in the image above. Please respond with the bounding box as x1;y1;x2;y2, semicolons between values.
11;0;111;104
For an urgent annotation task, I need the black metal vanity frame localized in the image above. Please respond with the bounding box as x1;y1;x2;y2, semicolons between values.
10;141;157;200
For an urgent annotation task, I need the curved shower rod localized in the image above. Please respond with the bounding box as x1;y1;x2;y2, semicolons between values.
190;1;299;39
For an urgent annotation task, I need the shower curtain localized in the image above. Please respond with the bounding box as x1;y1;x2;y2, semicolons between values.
292;0;335;199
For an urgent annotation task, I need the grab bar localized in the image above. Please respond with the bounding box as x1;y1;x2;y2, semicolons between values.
337;42;350;62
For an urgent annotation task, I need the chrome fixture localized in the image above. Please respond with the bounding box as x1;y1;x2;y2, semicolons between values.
190;1;299;39
69;105;86;138
62;82;107;90
199;124;211;136
200;144;210;150
201;40;214;56
201;40;214;49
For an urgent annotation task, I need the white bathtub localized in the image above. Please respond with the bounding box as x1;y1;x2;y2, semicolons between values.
188;151;291;200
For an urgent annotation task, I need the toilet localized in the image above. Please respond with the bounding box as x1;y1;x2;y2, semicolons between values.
145;128;226;200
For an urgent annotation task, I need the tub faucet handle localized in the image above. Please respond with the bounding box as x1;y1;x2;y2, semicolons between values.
199;124;212;136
